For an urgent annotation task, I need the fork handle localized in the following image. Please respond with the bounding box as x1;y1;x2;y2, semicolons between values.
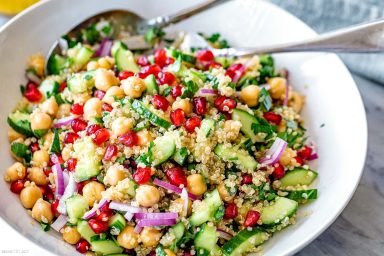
147;0;230;28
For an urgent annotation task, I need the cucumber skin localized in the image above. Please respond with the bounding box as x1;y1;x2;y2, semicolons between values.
144;74;159;95
91;240;124;255
194;224;219;252
260;197;298;227
232;109;264;143
115;48;140;73
189;189;223;226
7;112;34;137
222;228;269;256
279;168;318;188
131;100;171;129
214;144;258;171
150;136;176;166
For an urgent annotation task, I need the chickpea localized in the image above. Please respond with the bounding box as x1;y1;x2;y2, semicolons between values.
187;174;207;196
32;149;49;167
98;58;113;70
62;145;72;161
31;112;52;131
290;92;305;113
103;86;125;105
40;97;59;117
217;183;235;202
4;162;26;182
172;99;193;114
20;186;42;208
136;129;153;147
140;227;162;247
164;249;176;256
87;61;99;71
104;165;127;186
111;117;134;137
8;127;25;142
268;77;287;100
62;226;81;244
121;77;146;98
95;69;119;91
240;85;260;107
83;98;102;121
135;185;160;207
117;226;139;249
279;147;297;166
171;198;192;217
31;198;53;223
28;167;48;186
42;132;54;150
82;181;105;207
28;54;45;76
56;103;71;118
73;93;91;104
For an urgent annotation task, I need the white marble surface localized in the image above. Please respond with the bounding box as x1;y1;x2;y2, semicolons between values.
0;10;383;256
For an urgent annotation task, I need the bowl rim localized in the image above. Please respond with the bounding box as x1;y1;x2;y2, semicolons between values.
0;0;368;255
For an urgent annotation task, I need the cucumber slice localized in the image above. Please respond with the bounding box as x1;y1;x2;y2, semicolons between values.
279;168;318;188
47;54;67;75
77;220;96;243
111;41;128;57
149;135;176;166
287;189;318;202
214;144;257;171
189;189;223;226
260;197;298;226
222;228;269;256
39;79;59;99
67;71;95;94
11;142;31;162
115;48;140;73
169;222;185;250
72;45;94;71
73;137;102;182
232;109;265;143
65;195;89;224
194;224;219;253
131;100;172;129
173;147;189;166
144;74;159;95
91;240;124;255
109;213;126;234
155;246;167;256
199;119;215;138
7;111;33;137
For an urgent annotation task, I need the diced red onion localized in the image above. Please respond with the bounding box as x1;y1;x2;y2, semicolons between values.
63;171;69;188
283;79;289;106
280;68;289;79
259;84;270;91
198;88;218;96
53;116;77;128
53;164;65;197
58;38;69;52
96;38;113;57
259;137;288;165
217;228;233;240
82;198;108;220
124;212;134;221
137;218;177;227
109;201;144;213
26;71;41;85
308;152;318;161
181;188;189;214
153;179;198;200
134;212;178;220
51;215;67;232
57;172;78;215
133;225;143;234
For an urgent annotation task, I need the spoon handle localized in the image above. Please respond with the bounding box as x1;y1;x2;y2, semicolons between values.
147;0;230;28
212;19;384;57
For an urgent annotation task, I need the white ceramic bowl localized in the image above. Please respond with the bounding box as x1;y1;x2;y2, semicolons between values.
0;0;367;255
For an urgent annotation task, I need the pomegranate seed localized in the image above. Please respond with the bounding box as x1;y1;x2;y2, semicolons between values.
94;89;106;100
244;210;260;227
104;144;118;161
294;156;304;166
95;211;113;222
39;186;48;196
170;109;185;126
118;70;134;81
43;167;52;176
158;72;175;85
133;167;152;184
154;48;167;67
196;50;214;62
263;112;282;125
50;153;64;165
165;167;187;187
119;131;138;147
298;146;313;160
214;96;237;112
67;158;77;172
30;142;40;153
64;132;80;144
58;82;67;92
151;95;169;111
226;63;245;80
165;57;175;66
24;82;42;102
130;160;138;169
171;85;183;98
272;163;285;179
102;103;113;112
71;118;87;132
223;113;232;120
86;124;101;136
10;180;25;194
242;174;253;185
93;128;110;145
138;64;161;79
45;191;54;201
77;181;88;195
184;116;202;133
70;103;84;115
88;219;109;234
76;239;90;253
224;203;238;219
137;56;150;67
51;199;59;215
210;62;222;69
193;97;207;115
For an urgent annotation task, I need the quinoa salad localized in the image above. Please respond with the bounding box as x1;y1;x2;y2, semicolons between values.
4;21;319;256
